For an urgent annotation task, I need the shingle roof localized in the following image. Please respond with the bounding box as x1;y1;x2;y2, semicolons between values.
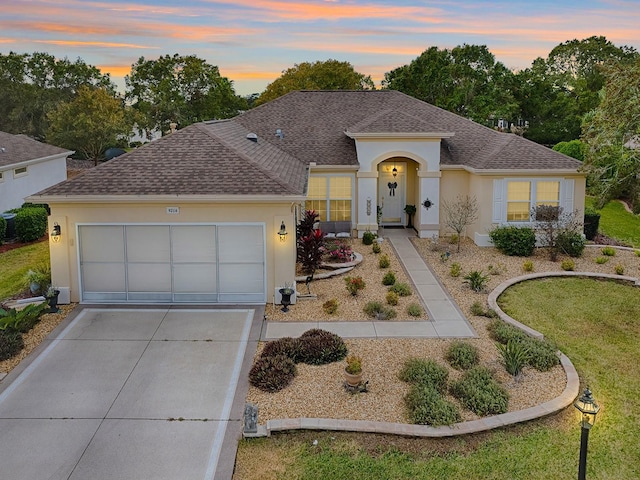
36;90;581;199
0;131;71;168
236;90;581;171
38;122;308;196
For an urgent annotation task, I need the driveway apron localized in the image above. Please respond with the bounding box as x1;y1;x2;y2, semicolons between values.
0;307;261;480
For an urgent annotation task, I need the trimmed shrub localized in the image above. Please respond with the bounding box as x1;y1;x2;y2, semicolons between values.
372;242;381;254
382;271;396;286
463;270;489;292
450;366;509;416
398;358;449;393
386;291;399;306
260;337;301;362
488;319;529;344
297;329;348;365
248;355;297;392
14;207;48;242
450;262;462;277
555;231;586;257
522;260;534;272
595;256;609;264
404;384;461;426
488;320;559;371
378;254;390;268
498;340;528;377
561;259;575;271
0;330;24;361
406;303;423;317
601;246;616;256
389;282;412;297
470;301;486;316
344;276;365;296
362;231;376;245
615;264;625;275
583;207;601;240
363;301;396;320
322;299;338;315
0;216;6;244
446;341;479;370
525;338;560;371
489;225;536;256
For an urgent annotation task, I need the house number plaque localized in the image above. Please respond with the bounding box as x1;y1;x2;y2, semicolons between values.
166;207;180;215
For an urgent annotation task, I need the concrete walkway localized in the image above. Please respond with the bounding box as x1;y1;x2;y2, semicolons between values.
264;227;475;340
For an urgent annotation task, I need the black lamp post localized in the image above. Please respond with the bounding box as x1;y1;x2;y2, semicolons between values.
574;388;600;480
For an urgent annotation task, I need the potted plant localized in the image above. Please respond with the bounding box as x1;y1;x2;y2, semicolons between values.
46;285;60;313
278;283;295;312
404;204;417;228
24;266;51;295
344;354;363;387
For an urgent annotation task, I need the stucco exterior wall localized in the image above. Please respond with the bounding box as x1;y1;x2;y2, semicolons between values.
0;154;67;212
47;201;297;303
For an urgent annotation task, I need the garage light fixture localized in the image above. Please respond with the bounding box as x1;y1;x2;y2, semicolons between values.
51;222;61;243
278;221;288;242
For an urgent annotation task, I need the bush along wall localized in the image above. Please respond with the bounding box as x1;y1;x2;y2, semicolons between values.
14;207;48;242
583;208;601;240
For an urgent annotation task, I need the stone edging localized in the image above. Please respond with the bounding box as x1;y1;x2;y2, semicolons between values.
295;253;363;281
246;272;599;438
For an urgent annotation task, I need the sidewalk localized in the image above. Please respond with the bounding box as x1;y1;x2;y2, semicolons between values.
263;228;475;340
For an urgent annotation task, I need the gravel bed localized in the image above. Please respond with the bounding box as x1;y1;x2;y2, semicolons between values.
267;239;427;322
248;239;638;425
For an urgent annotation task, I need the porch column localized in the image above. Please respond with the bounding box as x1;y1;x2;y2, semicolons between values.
417;171;441;238
356;171;378;237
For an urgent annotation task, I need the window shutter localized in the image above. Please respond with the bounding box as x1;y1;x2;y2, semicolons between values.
562;179;574;212
492;179;504;223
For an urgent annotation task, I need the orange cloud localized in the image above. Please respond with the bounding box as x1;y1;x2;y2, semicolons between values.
34;40;157;49
96;64;133;78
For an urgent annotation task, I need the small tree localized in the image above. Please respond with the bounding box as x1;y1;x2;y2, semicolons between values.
442;195;479;252
297;229;325;275
533;205;583;260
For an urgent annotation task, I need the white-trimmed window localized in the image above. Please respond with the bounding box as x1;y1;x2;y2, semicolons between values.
494;178;571;224
13;166;27;177
306;175;353;221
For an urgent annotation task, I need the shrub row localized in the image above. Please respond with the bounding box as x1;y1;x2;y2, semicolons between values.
445;341;480;370
0;301;49;361
249;329;348;392
399;358;461;426
487;319;559;371
450;366;509;416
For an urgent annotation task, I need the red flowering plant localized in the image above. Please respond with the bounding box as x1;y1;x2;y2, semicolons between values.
326;241;353;263
344;276;365;296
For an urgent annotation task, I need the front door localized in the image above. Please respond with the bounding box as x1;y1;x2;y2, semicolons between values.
378;162;406;226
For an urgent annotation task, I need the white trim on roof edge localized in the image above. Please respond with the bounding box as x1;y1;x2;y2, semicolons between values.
0;151;73;171
440;165;584;176
345;131;455;140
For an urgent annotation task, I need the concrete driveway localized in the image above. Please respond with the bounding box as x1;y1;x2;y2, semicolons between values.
0;306;262;480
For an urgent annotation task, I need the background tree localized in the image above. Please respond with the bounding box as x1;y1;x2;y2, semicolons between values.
552;140;585;161
582;58;640;211
383;45;518;125
0;52;115;140
442;195;479;252
255;59;374;106
514;36;638;146
47;86;132;165
125;54;247;135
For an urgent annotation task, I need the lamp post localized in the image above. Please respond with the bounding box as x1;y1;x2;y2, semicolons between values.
574;388;600;480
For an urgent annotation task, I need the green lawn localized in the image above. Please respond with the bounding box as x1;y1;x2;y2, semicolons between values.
0;241;50;301
236;277;640;479
586;197;640;248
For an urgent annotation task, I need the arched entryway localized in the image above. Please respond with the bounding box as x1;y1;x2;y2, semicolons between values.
377;158;419;228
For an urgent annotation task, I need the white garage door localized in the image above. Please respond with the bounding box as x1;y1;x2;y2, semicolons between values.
78;224;265;303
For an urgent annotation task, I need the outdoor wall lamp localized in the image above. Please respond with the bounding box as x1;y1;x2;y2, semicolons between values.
51;222;61;242
574;387;600;480
278;221;288;242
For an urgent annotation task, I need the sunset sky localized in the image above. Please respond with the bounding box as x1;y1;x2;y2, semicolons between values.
2;0;639;95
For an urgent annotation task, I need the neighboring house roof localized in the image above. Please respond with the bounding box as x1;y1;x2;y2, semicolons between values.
34;90;581;199
0;131;71;169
